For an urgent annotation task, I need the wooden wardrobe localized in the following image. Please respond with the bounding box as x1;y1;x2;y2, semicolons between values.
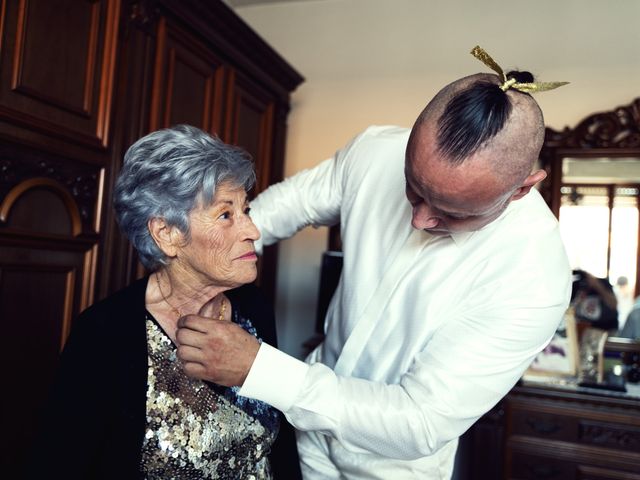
0;0;303;473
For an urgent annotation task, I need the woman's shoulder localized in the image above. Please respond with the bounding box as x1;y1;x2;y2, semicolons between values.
74;276;149;334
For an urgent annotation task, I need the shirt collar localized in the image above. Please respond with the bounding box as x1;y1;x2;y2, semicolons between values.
449;230;475;246
447;197;518;246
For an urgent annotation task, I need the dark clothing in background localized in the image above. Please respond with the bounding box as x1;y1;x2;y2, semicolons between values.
572;270;619;331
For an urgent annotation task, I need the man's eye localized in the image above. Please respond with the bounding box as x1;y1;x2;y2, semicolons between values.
219;212;231;220
444;213;469;221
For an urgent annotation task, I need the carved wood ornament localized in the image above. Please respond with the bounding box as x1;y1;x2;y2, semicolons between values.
539;98;640;215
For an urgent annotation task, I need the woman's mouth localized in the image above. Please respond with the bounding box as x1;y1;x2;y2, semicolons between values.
236;251;257;260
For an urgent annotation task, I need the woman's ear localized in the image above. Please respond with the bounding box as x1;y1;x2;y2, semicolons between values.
510;169;547;201
148;217;181;258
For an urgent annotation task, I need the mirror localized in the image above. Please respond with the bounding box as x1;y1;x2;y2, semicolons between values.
539;98;640;336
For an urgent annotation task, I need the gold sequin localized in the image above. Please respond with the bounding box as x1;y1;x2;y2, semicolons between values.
140;315;278;479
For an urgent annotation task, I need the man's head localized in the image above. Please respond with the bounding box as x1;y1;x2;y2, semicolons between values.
405;72;547;234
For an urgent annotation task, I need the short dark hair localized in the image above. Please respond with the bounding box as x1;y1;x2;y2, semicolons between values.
436;71;534;164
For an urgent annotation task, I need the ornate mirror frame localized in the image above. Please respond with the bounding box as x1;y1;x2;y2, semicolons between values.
538;98;640;300
539;98;640;216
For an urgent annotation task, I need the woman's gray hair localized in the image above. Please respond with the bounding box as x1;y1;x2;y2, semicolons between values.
114;125;256;270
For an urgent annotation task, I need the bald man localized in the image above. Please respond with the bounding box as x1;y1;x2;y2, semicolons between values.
177;69;571;478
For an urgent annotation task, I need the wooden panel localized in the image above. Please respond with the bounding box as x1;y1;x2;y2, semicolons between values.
0;0;120;149
1;179;80;235
149;16;225;133
0;0;304;473
0;264;75;472
508;443;640;480
0;142;104;235
0;247;96;473
0;154;99;472
508;394;640;453
224;70;278;297
577;465;640;480
0;172;98;472
225;69;275;194
509;450;576;480
511;404;578;442
0;265;74;370
0;243;97;472
500;387;640;480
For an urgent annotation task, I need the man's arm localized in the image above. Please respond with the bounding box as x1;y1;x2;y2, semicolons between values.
250;141;354;251
178;251;571;460
241;281;570;459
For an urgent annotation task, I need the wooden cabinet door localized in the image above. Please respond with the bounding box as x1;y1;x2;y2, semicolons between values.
224;69;276;193
0;145;103;474
149;16;226;134
0;1;301;471
224;70;282;299
0;1;116;472
0;0;120;149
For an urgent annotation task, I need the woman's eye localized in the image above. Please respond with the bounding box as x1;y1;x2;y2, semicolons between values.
219;211;231;220
244;207;252;215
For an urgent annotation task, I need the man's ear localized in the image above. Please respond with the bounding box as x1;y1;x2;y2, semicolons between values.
510;169;547;202
148;217;181;258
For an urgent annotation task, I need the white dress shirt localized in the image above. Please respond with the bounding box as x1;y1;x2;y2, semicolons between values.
241;126;572;479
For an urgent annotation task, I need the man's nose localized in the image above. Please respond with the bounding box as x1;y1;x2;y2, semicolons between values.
411;204;440;230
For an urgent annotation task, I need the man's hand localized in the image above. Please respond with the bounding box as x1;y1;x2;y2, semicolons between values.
176;314;260;386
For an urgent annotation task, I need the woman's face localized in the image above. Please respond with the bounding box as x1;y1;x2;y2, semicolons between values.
175;182;260;289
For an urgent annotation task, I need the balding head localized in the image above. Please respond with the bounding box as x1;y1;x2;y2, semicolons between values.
404;72;548;234
411;72;545;189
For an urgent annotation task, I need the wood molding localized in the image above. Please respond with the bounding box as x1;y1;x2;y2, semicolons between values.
0;140;104;234
0;177;82;236
539;98;640;215
157;0;303;98
0;0;6;56
544;99;640;150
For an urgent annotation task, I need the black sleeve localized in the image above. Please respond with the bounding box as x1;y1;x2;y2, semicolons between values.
25;308;113;480
592;279;619;330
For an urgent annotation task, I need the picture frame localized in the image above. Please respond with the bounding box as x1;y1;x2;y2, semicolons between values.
577;327;610;384
524;306;580;380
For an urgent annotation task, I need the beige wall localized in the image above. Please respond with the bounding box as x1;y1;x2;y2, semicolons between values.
234;0;640;357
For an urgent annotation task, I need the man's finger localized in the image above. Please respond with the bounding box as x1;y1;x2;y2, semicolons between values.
182;361;208;380
176;344;203;363
177;314;210;333
175;326;207;348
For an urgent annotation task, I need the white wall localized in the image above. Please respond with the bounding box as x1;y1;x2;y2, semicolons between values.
233;0;640;358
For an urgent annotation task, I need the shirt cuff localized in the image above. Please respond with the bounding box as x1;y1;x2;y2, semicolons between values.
238;342;309;412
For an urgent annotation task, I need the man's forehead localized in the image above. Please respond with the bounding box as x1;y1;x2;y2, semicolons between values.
405;151;508;216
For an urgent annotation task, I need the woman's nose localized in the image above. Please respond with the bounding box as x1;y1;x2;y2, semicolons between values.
243;216;261;241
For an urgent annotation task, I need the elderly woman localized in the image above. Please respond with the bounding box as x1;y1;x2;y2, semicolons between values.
29;125;301;479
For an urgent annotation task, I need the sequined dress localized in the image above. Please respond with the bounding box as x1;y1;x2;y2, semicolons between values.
140;311;280;479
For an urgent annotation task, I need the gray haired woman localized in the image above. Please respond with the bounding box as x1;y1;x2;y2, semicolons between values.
29;125;301;480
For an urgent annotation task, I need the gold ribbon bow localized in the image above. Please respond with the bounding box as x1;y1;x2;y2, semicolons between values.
470;45;569;93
